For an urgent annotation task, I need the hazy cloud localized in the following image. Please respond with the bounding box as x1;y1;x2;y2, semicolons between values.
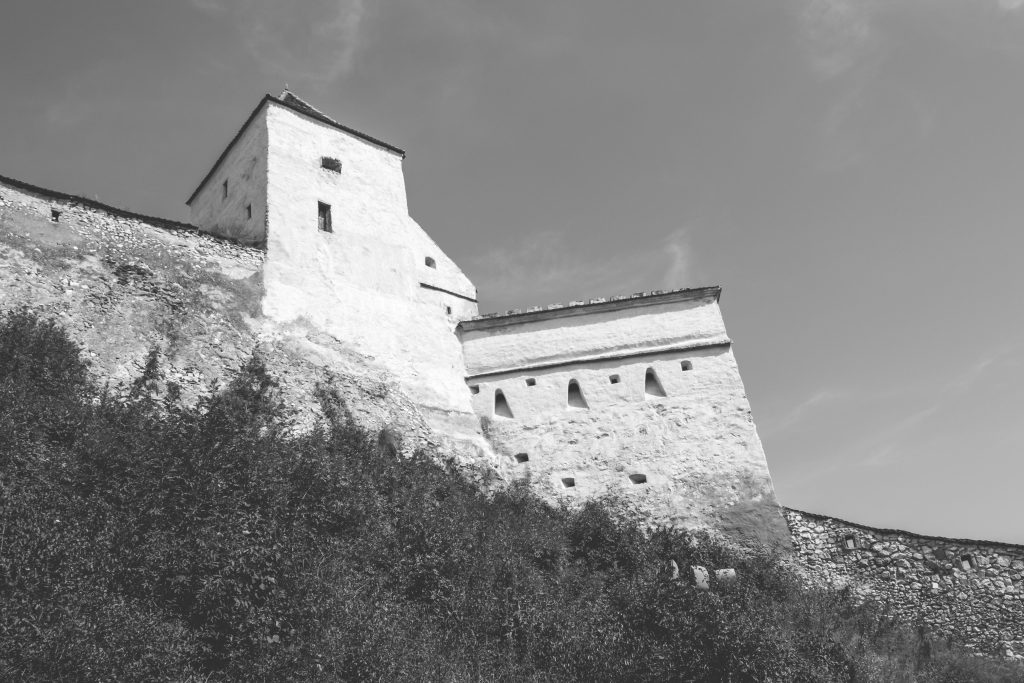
190;0;368;87
472;229;694;311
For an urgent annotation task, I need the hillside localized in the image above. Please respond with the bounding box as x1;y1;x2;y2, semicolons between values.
2;309;1022;682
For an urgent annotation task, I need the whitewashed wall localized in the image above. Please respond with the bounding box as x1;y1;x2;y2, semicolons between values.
188;108;269;246
261;102;479;421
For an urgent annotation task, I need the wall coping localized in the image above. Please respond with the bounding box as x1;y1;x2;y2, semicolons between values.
458;286;723;333
785;507;1024;553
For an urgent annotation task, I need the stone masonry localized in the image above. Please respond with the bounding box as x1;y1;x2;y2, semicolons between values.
786;509;1024;659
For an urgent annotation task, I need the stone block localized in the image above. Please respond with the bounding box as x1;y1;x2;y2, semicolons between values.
692;565;710;590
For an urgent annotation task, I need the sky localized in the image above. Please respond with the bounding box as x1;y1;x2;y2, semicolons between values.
1;0;1023;542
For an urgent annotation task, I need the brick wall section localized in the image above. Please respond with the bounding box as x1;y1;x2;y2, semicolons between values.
785;508;1024;658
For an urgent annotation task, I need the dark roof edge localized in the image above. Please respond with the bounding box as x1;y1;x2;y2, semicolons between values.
783;507;1024;553
458;286;722;332
0;172;197;234
186;94;406;206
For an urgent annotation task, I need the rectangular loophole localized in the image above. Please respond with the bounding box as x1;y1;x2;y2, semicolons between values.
844;535;856;550
245;203;252;220
561;477;576;488
321;156;342;172
317;201;333;233
50;209;61;222
514;453;529;464
469;385;480;395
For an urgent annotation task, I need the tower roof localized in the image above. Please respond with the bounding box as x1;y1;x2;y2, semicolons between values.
186;91;406;206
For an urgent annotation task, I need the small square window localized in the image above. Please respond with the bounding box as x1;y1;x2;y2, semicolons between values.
317;201;332;233
50;208;61;222
514;453;529;464
245;204;252;220
609;375;620;384
629;473;647;485
960;555;976;570
525;378;536;387
469;385;480;395
844;535;856;550
222;179;228;199
561;477;576;488
681;361;693;372
425;257;436;268
321;156;342;172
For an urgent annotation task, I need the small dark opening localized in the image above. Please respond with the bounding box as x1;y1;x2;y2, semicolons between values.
245;204;252;220
514;453;529;464
561;477;576;488
567;379;588;409
844;535;856;550
469;385;480;395
525;378;537;387
317;201;333;233
629;473;647;485
609;374;620;384
960;555;975;570
645;368;667;398
680;361;693;372
445;306;452;315
321;156;342;172
494;389;513;418
425;256;436;268
50;209;61;222
222;179;228;199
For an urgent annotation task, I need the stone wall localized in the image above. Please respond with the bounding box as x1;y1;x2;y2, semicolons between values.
459;291;790;547
786;508;1024;658
0;175;466;464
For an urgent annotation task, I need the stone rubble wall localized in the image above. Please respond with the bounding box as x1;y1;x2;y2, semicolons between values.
786;508;1024;659
0;175;471;465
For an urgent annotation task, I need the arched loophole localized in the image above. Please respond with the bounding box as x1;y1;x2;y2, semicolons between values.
514;453;529;464
425;256;436;268
494;389;513;418
644;368;666;398
561;477;576;488
567;379;589;409
629;473;647;485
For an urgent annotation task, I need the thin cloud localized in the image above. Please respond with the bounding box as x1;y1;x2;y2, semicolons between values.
471;229;695;312
190;0;368;87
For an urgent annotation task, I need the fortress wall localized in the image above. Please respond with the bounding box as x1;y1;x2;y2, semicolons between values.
460;292;790;545
262;103;482;424
0;175;462;462
786;509;1024;658
188;105;269;246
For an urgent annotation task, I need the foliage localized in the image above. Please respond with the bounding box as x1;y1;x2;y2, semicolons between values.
0;308;1021;681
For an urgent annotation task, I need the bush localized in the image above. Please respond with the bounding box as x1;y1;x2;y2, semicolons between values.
0;308;1021;681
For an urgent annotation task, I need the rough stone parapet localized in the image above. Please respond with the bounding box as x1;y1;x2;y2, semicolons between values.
785;508;1024;659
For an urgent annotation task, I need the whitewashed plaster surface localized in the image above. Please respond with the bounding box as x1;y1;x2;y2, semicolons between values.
188;107;268;246
460;295;790;545
261;102;480;428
